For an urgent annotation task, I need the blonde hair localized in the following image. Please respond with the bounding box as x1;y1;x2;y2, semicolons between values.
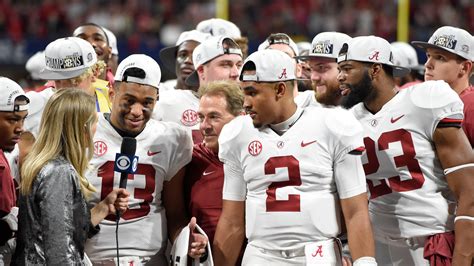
198;80;244;116
20;89;97;197
69;60;106;86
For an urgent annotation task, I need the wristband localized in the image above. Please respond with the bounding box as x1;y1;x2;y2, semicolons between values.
353;256;377;266
454;215;474;223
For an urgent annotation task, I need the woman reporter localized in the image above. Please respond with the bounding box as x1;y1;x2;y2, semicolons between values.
13;89;129;265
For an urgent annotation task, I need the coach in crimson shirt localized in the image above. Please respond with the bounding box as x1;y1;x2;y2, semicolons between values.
183;80;243;245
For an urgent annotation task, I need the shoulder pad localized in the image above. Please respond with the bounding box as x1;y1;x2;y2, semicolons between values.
218;115;250;145
410;80;461;109
324;107;363;137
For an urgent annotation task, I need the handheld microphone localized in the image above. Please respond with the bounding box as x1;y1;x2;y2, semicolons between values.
114;137;138;189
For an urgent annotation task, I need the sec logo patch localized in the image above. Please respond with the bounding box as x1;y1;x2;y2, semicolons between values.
94;141;107;156
181;109;198;126
248;140;262;156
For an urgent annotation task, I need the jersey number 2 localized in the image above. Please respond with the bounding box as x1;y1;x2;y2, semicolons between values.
265;155;302;212
364;129;425;199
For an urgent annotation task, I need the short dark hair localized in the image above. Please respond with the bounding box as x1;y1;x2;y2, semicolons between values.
73;23;109;45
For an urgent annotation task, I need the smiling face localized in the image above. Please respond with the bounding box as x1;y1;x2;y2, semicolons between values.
309;57;342;106
198;93;236;152
109;82;158;135
337;60;374;109
73;25;111;62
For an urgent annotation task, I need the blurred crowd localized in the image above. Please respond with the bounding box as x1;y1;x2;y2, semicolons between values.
1;0;474;50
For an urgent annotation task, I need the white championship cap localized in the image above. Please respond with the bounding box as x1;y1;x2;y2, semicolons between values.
160;30;210;73
296;41;311;56
0;77;29;112
114;54;161;90
170;223;213;266
196;18;241;39
103;27;118;56
337;35;410;77
185;36;243;86
25;51;46;80
412;26;474;61
258;33;299;56
240;49;299;82
39;37;98;80
297;32;352;60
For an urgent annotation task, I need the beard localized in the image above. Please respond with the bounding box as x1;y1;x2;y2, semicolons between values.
341;70;373;109
297;79;313;92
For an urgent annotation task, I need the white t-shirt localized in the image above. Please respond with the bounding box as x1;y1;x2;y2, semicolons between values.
23;87;55;138
218;106;367;250
85;114;193;260
160;79;176;92
351;80;462;240
153;89;201;142
294;90;322;108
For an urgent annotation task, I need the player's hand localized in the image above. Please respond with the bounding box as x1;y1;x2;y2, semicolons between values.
104;188;130;215
342;256;352;266
188;217;208;259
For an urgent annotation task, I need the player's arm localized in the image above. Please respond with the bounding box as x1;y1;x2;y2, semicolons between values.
213;199;245;265
337;154;375;262
433;126;474;265
340;193;375;261
163;167;189;242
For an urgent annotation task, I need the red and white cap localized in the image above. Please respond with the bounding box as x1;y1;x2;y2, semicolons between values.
297;32;351;60
412;26;474;61
115;54;161;90
337;35;410;77
258;33;299;56
196;18;241;39
240;49;298;82
39;37;97;80
0;77;29;112
185;36;243;86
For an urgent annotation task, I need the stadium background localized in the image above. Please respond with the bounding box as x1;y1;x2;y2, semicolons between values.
0;0;473;86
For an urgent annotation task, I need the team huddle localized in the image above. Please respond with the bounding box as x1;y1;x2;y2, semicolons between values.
0;17;473;266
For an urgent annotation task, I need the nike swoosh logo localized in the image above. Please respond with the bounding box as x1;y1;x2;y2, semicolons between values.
147;150;161;156
390;115;405;123
203;170;215;176
301;140;317;147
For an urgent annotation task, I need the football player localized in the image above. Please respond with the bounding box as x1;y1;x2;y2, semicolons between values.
338;35;474;265
213;49;376;265
85;54;206;265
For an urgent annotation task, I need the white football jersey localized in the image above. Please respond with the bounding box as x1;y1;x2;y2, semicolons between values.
351;80;463;240
218;107;367;250
23;87;54;137
153;89;201;143
294;90;322;108
85;114;193;260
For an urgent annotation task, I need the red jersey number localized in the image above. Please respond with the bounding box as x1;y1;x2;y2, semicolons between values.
265;155;302;212
98;161;156;221
364;129;425;199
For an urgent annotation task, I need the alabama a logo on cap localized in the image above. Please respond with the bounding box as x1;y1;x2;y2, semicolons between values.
433;35;457;50
313;41;333;55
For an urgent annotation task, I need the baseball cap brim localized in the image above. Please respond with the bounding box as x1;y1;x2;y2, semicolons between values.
184;71;199;86
160;46;178;73
294;54;337;61
392;65;411;77
411;41;471;60
38;67;88;81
